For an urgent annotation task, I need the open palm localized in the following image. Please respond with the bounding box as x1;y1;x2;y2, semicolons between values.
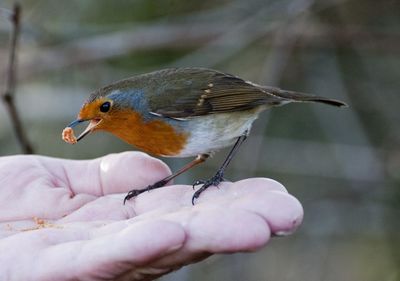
0;152;303;281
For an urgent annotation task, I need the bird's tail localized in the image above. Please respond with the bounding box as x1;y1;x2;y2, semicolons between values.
262;85;347;107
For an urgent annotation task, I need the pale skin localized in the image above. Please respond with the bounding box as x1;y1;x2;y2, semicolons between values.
0;152;303;281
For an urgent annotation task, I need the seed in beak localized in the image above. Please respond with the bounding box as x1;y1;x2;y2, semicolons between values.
62;127;77;144
62;119;102;144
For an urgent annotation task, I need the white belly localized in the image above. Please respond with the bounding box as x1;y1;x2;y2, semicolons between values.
175;110;261;157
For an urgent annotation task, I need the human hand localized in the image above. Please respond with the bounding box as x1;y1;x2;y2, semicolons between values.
0;152;303;281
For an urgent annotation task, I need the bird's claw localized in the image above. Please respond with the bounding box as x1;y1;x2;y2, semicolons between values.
123;189;145;204
123;179;168;204
191;189;203;205
191;171;224;205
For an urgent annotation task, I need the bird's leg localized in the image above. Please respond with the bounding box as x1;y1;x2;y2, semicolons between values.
192;132;248;205
123;154;209;204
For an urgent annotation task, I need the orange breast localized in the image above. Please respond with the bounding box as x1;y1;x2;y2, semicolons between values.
98;110;188;157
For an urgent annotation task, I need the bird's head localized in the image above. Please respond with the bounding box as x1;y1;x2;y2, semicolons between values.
67;95;122;142
65;77;151;144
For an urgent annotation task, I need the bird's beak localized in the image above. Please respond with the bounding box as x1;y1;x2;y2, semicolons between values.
67;118;102;142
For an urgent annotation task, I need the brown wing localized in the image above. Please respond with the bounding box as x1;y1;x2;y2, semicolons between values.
149;68;285;118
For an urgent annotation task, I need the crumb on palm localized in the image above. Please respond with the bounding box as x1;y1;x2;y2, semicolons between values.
21;217;63;232
34;217;45;226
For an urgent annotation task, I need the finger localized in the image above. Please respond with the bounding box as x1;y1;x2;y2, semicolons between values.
61;152;171;196
228;178;303;235
60;177;302;237
185;207;271;252
58;194;135;223
137;207;272;269
31;220;185;280
62;203;271;271
60;178;289;227
59;185;188;223
128;178;302;235
125;178;289;215
58;184;190;223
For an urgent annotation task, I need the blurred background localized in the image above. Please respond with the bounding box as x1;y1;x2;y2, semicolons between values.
1;0;399;280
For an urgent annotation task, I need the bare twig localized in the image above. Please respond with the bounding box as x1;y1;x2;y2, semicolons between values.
1;3;34;154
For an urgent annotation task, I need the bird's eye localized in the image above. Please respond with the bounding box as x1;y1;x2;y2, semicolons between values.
100;101;111;113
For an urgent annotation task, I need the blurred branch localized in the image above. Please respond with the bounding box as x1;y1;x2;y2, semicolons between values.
0;22;227;80
168;1;284;68
1;3;34;154
1;22;398;82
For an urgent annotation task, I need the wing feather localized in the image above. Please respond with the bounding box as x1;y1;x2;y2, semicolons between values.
149;68;284;118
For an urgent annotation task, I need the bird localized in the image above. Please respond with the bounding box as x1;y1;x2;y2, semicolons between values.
62;67;347;204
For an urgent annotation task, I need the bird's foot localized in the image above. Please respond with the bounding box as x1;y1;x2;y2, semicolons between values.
191;171;224;205
123;179;168;204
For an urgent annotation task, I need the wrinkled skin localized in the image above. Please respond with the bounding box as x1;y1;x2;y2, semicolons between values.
0;152;303;281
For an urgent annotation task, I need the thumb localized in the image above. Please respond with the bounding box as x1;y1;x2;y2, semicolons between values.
64;152;171;196
99;152;171;195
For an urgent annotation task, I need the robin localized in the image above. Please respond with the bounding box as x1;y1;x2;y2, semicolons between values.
62;67;346;204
